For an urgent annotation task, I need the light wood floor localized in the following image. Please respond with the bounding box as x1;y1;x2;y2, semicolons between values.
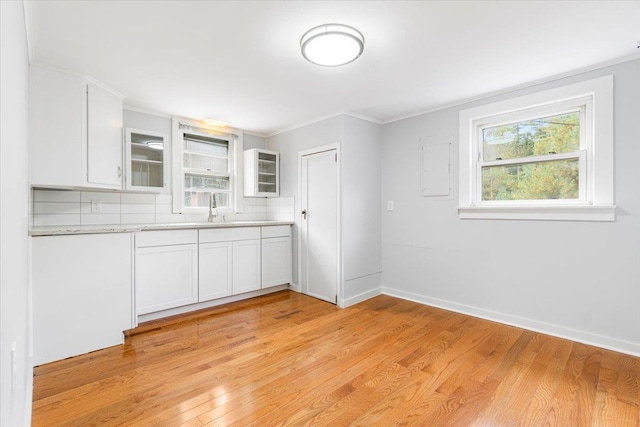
33;291;639;426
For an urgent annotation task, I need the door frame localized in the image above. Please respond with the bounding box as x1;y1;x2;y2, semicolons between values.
297;143;343;306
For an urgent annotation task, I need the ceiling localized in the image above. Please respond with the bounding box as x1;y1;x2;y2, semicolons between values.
26;1;640;136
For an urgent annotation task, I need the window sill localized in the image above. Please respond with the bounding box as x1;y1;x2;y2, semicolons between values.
458;205;616;221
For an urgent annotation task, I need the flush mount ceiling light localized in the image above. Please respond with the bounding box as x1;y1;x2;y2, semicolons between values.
300;24;364;67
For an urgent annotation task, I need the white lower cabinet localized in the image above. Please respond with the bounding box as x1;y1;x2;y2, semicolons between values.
262;237;292;288
262;226;292;288
199;241;233;301
199;227;261;299
32;233;133;366
135;230;198;315
232;239;262;294
135;225;291;317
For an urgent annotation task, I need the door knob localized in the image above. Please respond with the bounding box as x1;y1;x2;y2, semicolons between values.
301;209;307;219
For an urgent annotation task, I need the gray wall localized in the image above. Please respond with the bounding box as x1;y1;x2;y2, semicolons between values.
381;59;640;355
342;116;382;300
1;1;33;424
243;133;266;150
267;115;382;305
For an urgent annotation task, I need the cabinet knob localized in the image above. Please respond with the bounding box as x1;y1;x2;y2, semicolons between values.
301;209;307;219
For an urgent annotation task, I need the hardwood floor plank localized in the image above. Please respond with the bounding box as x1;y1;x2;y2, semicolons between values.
206;305;452;425
32;291;640;426
519;338;574;426
592;351;621;427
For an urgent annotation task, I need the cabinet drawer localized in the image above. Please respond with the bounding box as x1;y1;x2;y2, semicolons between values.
136;229;198;248
199;227;260;243
261;225;291;238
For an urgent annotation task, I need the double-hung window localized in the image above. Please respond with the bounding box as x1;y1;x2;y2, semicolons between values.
182;132;233;209
459;75;614;221
478;102;587;203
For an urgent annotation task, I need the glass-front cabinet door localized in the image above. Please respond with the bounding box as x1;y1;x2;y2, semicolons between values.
125;128;168;192
243;148;279;197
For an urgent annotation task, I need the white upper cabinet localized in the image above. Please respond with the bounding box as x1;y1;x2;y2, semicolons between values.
87;84;123;187
29;66;123;190
243;148;280;197
125;128;168;192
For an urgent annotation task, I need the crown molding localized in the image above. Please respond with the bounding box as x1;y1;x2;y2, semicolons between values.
383;53;640;125
123;104;172;119
266;110;381;138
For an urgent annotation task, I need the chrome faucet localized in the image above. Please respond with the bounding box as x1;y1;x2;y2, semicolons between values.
208;193;217;222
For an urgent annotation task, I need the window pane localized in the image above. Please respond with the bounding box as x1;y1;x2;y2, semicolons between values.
184;192;229;208
183;152;228;173
482;111;580;161
482;158;579;201
184;175;229;191
183;134;228;156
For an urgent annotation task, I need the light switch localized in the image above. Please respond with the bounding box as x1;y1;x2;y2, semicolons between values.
387;200;394;211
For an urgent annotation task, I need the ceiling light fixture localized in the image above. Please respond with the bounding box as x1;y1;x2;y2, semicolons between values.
203;118;229;128
300;23;364;67
145;141;164;150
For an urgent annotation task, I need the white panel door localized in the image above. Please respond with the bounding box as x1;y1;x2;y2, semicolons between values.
87;83;122;188
262;236;292;288
136;244;198;314
301;149;338;304
232;239;261;294
199;241;233;301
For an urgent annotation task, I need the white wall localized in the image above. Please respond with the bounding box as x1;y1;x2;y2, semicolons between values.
267;115;382;306
0;1;33;425
342;116;382;303
381;59;640;355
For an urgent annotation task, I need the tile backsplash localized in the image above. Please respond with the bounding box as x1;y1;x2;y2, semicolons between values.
32;189;294;228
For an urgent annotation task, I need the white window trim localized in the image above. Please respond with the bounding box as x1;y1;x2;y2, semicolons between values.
171;118;243;214
458;75;614;221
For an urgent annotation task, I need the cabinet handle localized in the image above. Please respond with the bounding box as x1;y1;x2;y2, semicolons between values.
301;209;307;219
117;166;122;178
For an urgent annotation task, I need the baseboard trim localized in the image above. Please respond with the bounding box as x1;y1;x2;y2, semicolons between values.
341;287;382;308
288;283;301;293
382;286;640;357
138;285;289;323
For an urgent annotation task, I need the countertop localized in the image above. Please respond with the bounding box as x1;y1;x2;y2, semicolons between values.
30;220;294;236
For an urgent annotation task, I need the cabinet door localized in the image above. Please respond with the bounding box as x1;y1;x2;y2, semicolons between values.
29;66;86;187
87;83;123;188
136;244;198;314
125;128;168;192
32;233;133;366
262;236;292;288
243;149;279;197
199;241;233;301
232;239;261;294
